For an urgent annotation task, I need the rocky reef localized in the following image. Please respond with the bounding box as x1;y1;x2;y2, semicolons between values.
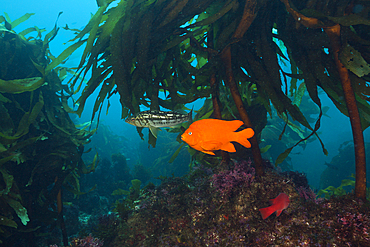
88;159;370;246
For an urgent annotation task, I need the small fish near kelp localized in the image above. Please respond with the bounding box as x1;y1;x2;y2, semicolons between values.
259;193;290;220
125;110;192;138
181;119;254;155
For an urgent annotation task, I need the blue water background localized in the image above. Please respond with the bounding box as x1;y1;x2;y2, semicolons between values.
2;0;369;189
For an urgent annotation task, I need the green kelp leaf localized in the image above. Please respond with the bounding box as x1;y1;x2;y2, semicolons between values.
352;74;370;100
6;198;29;225
5;136;39;155
160;32;193;53
42;13;61;48
14;92;44;138
9;13;35;29
339;179;355;188
106;100;111;115
0;166;14;196
0;23;13;35
91;75;115;121
158;0;189;28
0;15;7;24
131;179;141;192
188;0;238;28
96;0;116;7
0;216;17;228
169;143;185;163
319;178;356;198
75;65;112;117
89;152;98;172
287;121;306;139
0;77;44;94
317;189;330;198
28;92;44;124
60;94;76;114
293;83;306;106
67;170;81;195
272;39;288;61
81;152;98;174
357;97;370;130
275;146;293;166
0;102;14;136
339;44;370;77
91;0;125;62
64;183;97;197
279;91;312;130
260;145;271;153
32;25;44;39
0;143;6;152
67;5;107;43
328;14;370;26
0;93;11;103
18;27;41;38
3;13;11;23
112;188;130;196
78;5;108;69
29;57;45;78
45;39;85;74
0;131;20;143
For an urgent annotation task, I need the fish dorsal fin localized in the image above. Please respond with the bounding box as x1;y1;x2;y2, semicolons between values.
220;120;244;131
149;126;161;138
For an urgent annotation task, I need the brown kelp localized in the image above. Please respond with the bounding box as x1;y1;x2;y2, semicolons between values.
0;14;94;245
66;0;370;198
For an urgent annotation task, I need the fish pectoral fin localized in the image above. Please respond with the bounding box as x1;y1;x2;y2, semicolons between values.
220;142;236;153
149;126;161;138
276;209;283;217
201;141;222;151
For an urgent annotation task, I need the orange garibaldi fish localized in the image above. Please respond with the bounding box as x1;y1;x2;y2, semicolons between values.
181;119;254;155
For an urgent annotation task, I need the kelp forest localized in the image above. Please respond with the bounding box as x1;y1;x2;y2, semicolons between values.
1;0;370;246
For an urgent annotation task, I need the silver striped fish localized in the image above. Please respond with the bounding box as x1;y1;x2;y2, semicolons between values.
125;110;192;138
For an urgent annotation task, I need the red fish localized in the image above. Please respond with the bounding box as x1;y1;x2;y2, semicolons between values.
259;193;290;220
181;119;254;155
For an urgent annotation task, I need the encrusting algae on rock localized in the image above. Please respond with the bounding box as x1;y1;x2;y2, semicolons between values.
100;159;370;246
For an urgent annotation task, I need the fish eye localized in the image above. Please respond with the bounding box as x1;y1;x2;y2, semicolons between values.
188;132;192;135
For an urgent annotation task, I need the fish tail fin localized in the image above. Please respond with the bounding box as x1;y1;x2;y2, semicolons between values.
235;128;254;148
259;206;275;220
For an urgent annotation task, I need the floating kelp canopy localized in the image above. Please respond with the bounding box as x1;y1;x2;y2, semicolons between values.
0;14;96;245
67;0;370;125
67;0;369;199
